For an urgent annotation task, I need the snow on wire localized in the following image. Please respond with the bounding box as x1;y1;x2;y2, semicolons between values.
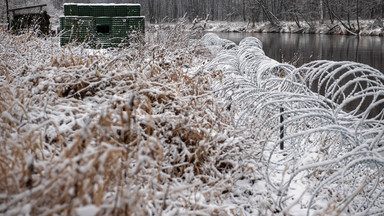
202;33;384;215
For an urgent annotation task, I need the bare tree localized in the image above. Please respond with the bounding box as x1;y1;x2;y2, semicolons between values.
42;0;381;25
5;0;10;30
320;0;325;23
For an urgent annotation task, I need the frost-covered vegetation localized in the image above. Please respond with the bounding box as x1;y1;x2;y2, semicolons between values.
1;22;384;216
0;24;242;215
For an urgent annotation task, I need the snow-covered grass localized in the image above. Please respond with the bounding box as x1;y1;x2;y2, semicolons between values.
1;22;383;215
0;23;255;215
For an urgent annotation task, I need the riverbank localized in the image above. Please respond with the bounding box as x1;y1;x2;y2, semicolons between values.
195;19;384;36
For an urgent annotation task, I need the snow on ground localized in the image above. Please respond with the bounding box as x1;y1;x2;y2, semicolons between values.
1;22;384;216
195;19;384;36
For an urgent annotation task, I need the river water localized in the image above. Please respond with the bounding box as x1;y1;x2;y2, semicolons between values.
214;32;384;73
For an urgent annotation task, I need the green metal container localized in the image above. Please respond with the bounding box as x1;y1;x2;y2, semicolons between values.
60;16;79;38
78;16;94;28
60;16;79;27
111;17;128;45
115;5;128;16
95;17;112;30
127;16;145;33
127;5;141;16
94;17;112;46
61;3;144;48
60;16;94;45
92;5;104;17
78;5;92;16
112;17;127;35
112;17;126;26
103;6;116;17
64;4;78;16
78;17;95;40
60;37;71;46
92;5;116;17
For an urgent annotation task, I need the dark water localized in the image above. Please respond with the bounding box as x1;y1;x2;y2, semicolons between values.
215;32;384;73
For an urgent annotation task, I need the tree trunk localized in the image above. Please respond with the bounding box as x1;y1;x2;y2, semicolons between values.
173;0;178;19
147;0;155;23
294;14;301;29
325;0;357;34
243;0;246;21
256;0;279;26
320;0;324;24
325;0;335;24
210;0;215;21
5;0;10;30
356;0;360;32
347;0;351;29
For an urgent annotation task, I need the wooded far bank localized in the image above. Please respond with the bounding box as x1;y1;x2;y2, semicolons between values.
1;0;383;35
139;0;384;35
140;0;383;25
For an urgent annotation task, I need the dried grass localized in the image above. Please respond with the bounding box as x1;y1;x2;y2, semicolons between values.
0;23;253;215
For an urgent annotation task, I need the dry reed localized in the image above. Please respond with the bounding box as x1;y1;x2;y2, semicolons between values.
0;24;258;215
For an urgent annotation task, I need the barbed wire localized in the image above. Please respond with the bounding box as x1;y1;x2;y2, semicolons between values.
203;33;384;215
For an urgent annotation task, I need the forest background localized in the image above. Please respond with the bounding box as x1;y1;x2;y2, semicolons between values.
1;0;383;28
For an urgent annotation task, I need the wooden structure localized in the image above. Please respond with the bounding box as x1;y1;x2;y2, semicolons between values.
8;4;47;16
7;4;50;34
